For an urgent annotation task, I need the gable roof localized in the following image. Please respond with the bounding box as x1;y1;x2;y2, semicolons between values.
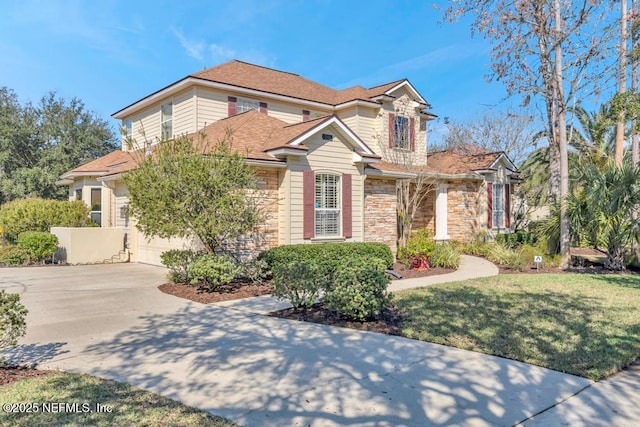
113;60;431;118
62;110;379;180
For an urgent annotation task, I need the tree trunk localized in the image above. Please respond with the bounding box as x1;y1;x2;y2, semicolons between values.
616;0;628;167
555;0;571;266
633;0;639;165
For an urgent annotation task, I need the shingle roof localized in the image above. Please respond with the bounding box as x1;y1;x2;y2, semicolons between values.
68;110;377;178
422;150;503;175
191;60;406;106
64;150;135;175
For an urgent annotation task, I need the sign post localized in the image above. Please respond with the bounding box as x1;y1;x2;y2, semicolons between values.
534;255;543;271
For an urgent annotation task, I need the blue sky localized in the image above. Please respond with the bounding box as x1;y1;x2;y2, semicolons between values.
0;0;515;144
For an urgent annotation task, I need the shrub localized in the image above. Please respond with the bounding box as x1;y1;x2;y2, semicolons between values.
17;231;58;262
495;231;538;248
0;290;28;349
0;198;95;242
238;258;270;284
0;246;29;265
485;242;525;269
324;258;392;321
188;254;239;290
271;260;328;309
160;249;203;284
430;243;461;269
461;240;491;257
398;228;437;265
259;242;393;277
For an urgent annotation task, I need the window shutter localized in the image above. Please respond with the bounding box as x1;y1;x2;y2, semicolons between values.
259;102;268;114
505;183;511;228
388;113;395;148
342;173;352;238
409;117;416;151
227;96;237;117
303;170;315;239
302;110;310;122
487;183;493;229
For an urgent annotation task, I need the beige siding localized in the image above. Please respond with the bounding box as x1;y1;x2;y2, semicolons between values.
278;168;290;245
266;99;328;124
336;106;358;134
114;181;130;231
287;125;364;244
195;87;228;129
173;88;195;136
127;106;161;149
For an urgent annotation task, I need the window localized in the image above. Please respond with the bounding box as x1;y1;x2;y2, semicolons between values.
492;184;505;228
394;115;410;149
123;120;132;137
315;174;340;237
90;188;102;226
237;99;260;113
74;188;82;201
161;102;172;140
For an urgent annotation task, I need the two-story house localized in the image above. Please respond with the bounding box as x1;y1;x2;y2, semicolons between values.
58;60;518;265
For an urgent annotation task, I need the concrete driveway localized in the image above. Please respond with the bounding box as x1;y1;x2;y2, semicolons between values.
0;263;632;426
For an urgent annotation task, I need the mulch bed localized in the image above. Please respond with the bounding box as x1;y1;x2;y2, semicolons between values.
391;262;455;279
0;365;51;387
159;279;272;304
270;304;404;336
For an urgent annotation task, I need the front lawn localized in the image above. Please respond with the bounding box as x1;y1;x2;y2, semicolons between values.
395;274;640;380
0;371;237;426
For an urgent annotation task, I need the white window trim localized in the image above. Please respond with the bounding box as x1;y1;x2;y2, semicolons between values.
314;173;341;238
237;98;260;114
492;183;505;229
394;115;410;149
89;187;102;227
161;102;173;140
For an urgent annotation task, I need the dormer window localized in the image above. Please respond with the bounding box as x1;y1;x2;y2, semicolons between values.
161;102;173;140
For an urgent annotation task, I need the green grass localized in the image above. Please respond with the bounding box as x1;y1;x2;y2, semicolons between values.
394;274;640;380
0;371;238;426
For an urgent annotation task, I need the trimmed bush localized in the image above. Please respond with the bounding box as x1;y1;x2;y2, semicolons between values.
271;260;328;309
17;231;58;262
0;246;29;265
324;258;392;321
0;290;28;349
188;253;239;290
430;243;461;269
398;228;437;265
160;249;203;284
258;242;393;277
0;198;95;242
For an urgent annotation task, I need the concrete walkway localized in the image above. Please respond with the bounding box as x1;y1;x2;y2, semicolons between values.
0;263;637;426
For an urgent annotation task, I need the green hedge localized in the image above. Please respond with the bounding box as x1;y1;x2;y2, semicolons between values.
258;242;394;275
0;198;95;242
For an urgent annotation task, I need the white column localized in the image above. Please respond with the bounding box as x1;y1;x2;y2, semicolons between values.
434;182;449;240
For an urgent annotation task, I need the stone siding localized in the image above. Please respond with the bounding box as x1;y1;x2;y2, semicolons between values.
447;179;482;242
227;168;280;260
364;178;397;254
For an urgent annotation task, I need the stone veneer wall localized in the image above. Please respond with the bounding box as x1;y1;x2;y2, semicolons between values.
447;179;483;242
412;188;436;233
227;168;280;260
364;177;398;255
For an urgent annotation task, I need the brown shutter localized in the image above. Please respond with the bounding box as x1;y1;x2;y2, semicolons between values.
487;182;493;229
388;113;395;148
505;183;511;228
227;96;237;117
259;102;268;114
342;173;352;238
302;110;310;122
409;117;416;151
303;170;315;239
